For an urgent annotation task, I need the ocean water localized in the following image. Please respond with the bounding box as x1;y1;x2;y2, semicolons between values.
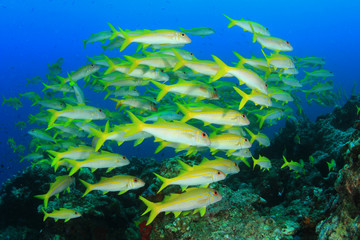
0;1;359;234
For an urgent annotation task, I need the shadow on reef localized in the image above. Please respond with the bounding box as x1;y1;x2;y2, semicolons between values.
1;96;360;239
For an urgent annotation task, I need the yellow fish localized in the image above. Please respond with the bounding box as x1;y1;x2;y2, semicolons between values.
139;187;222;225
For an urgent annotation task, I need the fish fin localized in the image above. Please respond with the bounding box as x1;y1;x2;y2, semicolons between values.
172;49;187;71
118;190;127;195
199;206;207;217
151;80;170;102
35;194;49;209
173;211;182;218
79;179;93;197
153;172;170;193
224;15;237;28
177;159;193;171
42;208;49;221
139;196;160;225
123;111;145;137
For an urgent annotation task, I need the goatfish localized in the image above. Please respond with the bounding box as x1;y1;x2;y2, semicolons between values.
47;145;98;167
124;54;178;73
233;87;272;110
57;64;101;84
281;156;305;174
224;15;270;36
111;96;157;112
244;127;270;147
178;157;240;175
47;104;106;127
34;175;74;209
124;111;211;148
176;103;249;127
42;208;81;222
89;122;152;151
82;30;113;50
209;133;251;155
104;56;169;82
65;152;130;176
28;129;56;143
179;27;215;37
79;175;145;196
2;96;23;110
250;24;293;52
139;187;222;225
108;23;191;51
154;168;225;193
252;155;272;171
151;79;219;102
211;56;268;95
172;49;233;78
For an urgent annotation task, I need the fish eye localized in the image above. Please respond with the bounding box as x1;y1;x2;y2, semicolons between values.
98;109;102;112
234;163;237;166
91;64;94;67
266;28;269;31
122;156;126;159
160;69;164;73
190;52;194;56
213;191;218;195
265;83;268;87
75;211;78;215
181;33;185;37
134;178;138;182
286;41;290;45
201;132;207;138
245;138;249;142
217;171;221;175
214;88;217;92
242;114;246;118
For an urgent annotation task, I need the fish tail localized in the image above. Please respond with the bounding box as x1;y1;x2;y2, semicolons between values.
41;82;50;92
233;87;250;110
104;55;117;75
172;49;187;71
104;89;112;100
252;157;258;170
1;96;6;105
224;15;236;28
56;76;66;87
249;23;257;43
151;80;170;101
66;159;82;176
139;196;160;225
233;51;246;67
254;113;266;129
244;127;256;144
175;103;192;122
82;40;87;51
124;55;141;73
42;208;49;221
177;159;192;171
118;27;134;52
79;179;94;197
35;194;49;209
123;111;145;137
281;155;289;168
47;109;60;127
26;78;30;86
89;121;110;151
107;23;120;40
153;172;170;193
211;55;231;82
154;141;170;154
47;150;61;167
110;98;123;109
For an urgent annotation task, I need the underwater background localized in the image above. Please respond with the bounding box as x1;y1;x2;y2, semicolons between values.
1;0;360;239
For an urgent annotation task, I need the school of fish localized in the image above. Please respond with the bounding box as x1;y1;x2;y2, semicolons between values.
2;15;340;224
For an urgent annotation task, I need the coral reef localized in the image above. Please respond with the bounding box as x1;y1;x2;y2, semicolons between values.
1;96;360;239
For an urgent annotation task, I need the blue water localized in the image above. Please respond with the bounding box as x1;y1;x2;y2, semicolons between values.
0;0;359;183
